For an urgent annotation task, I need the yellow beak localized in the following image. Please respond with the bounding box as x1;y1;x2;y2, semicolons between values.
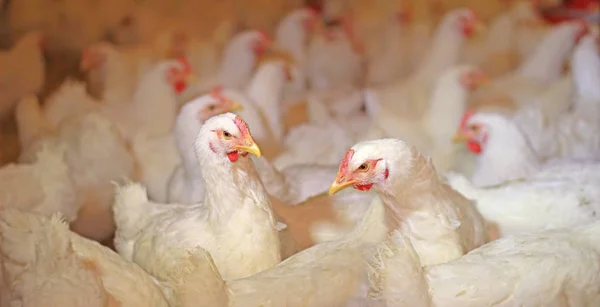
328;179;357;196
473;20;487;36
228;101;244;112
185;73;200;84
233;142;262;158
451;132;469;143
478;74;491;85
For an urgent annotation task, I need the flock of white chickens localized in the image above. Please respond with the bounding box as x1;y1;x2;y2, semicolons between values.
1;0;600;306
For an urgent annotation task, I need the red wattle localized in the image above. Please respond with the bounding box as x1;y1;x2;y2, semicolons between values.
462;25;474;37
466;140;482;154
354;183;373;192
174;81;187;94
227;151;239;162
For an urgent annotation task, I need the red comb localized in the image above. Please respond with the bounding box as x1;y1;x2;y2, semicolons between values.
467;8;478;18
257;30;272;42
339;149;355;174
176;57;192;74
340;15;365;54
459;110;475;129
210;86;226;103
305;6;320;17
82;47;92;59
210;85;224;97
234;115;251;138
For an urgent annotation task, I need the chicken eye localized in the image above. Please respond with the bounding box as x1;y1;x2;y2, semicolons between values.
223;131;232;139
469;125;479;132
208;105;216;111
358;163;369;171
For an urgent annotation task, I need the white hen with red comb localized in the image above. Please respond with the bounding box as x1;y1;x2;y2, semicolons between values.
167;89;243;204
363;65;487;173
114;113;281;284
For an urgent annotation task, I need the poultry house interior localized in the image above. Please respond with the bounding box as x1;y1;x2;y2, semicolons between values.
1;0;600;306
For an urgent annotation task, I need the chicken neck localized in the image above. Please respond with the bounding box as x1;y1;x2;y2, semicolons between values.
516;24;580;86
246;63;287;143
571;36;600;110
423;70;470;144
218;36;257;89
127;63;179;137
472;116;541;187
376;149;448;232
198;147;276;225
174;118;205;202
412;15;466;87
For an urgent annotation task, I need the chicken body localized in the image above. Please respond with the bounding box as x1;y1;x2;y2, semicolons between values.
365;65;485;173
329;139;489;266
16;94;136;241
446;170;600;237
0;210;109;307
0;209;170;307
0;140;77;222
157;195;387;307
0;32;45;119
114;114;281;282
369;223;600;306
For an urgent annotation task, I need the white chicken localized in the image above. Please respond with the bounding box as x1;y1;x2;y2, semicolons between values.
114;113;281;282
366;8;410;86
42;80;103;127
109;58;199;202
445;170;600;237
453;111;600;187
0;208;170;307
275;7;320;102
245;59;294;145
273;89;373;170
306;14;365;91
16;94;137;242
368;224;600;306
460;0;548;74
472;20;590;112
0;210;111;307
365;65;489;173
514;32;600;161
0;140;77;221
328;138;489;265
147;195;387;307
367;8;485;122
185;30;274;95
167;89;243;204
0;31;46;119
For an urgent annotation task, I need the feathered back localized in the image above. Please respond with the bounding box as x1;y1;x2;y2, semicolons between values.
367;230;432;306
112;181;151;260
0;209;108;307
15;94;55;152
163;247;229;307
347;195;387;244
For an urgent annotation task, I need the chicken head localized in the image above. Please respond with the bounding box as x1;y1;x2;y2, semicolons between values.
457;9;486;37
452;110;488;154
199;113;262;163
573;20;591;43
301;7;321;33
250;30;274;57
396;1;414;25
202;86;244;118
329;146;390;195
459;68;490;90
80;43;111;71
166;57;198;95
